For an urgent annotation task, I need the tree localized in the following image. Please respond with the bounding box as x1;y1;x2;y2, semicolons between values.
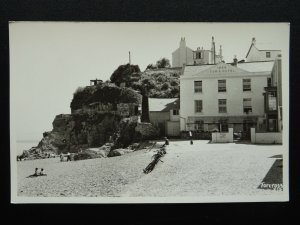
146;64;157;70
110;63;141;86
130;74;156;123
156;58;171;68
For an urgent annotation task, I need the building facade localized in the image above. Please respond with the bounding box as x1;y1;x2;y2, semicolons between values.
172;37;223;67
179;61;275;137
263;57;282;132
149;98;180;137
172;38;194;68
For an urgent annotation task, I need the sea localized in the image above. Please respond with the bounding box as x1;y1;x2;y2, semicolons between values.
16;140;40;155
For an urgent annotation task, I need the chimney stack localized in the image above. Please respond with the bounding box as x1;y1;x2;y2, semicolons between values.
252;37;256;46
233;55;238;66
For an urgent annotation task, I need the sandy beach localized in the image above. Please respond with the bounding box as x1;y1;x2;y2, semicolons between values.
17;140;284;197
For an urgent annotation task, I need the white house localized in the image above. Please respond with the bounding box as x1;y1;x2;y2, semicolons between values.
172;37;223;67
172;37;194;68
246;38;281;62
179;61;275;137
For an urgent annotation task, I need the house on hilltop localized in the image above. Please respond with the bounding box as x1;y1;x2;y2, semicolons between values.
245;37;281;62
172;37;223;67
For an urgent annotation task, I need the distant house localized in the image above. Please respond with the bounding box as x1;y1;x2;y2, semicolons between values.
149;98;180;137
245;38;281;62
172;37;223;67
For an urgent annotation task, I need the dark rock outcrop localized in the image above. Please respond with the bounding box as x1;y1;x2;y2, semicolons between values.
37;113;122;154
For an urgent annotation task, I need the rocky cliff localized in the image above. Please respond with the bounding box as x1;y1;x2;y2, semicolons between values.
37;113;123;154
19;82;160;160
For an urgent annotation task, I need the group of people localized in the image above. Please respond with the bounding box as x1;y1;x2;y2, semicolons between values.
27;168;46;178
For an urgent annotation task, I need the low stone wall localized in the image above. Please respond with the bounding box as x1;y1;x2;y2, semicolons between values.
211;128;233;143
251;128;282;144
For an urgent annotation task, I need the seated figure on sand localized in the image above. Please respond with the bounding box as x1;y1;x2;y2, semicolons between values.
39;168;47;176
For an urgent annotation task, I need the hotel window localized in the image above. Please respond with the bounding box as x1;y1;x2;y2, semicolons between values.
194;81;202;93
196;52;202;59
195;120;204;131
218;99;227;113
195;100;203;113
268;92;277;111
173;109;179;115
266;52;271;58
218;80;226;92
243;79;251;91
243;98;252;114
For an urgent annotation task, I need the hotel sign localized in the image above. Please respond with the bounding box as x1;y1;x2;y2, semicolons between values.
208;65;237;74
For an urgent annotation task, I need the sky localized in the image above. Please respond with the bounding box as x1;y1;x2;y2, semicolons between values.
9;22;289;142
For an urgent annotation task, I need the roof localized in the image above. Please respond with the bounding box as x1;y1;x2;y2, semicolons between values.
255;43;281;51
149;98;179;112
183;61;274;75
183;65;215;76
246;43;281;58
236;61;275;73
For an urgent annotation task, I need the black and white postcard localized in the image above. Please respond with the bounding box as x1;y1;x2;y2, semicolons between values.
10;22;290;203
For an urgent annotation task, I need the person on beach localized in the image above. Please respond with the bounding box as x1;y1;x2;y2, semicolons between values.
164;137;169;146
34;168;39;176
189;131;193;145
27;168;40;178
60;153;64;162
39;168;47;176
67;152;71;161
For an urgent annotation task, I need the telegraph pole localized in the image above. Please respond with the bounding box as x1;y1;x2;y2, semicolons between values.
129;51;131;65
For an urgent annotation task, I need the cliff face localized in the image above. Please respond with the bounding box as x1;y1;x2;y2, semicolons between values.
38;113;122;154
21;80;161;159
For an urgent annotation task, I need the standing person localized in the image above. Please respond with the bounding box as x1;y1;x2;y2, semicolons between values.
67;152;71;161
189;131;193;145
164;137;169;145
60;153;64;162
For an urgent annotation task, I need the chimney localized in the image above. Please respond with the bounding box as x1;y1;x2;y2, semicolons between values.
180;37;186;47
252;37;256;46
233;55;238;66
211;36;216;64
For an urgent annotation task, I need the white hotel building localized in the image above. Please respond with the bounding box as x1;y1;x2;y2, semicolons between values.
179;61;275;134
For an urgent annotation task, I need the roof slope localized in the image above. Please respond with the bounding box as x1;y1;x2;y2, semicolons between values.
237;61;275;73
246;43;281;58
183;65;215;76
149;98;179;112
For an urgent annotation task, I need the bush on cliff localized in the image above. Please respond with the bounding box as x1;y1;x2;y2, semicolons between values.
110;63;141;86
70;82;141;111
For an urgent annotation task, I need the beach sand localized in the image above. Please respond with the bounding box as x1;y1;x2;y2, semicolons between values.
17;140;284;197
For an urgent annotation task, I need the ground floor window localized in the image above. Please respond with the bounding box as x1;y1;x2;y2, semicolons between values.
195;120;204;131
219;121;229;132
